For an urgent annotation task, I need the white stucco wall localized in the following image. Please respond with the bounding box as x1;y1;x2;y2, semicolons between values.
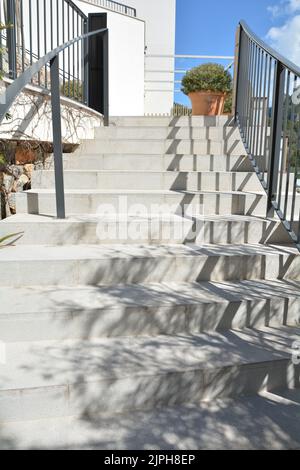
0;79;102;144
125;0;177;115
75;0;145;116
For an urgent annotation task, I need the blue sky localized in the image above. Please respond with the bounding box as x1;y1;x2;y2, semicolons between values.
175;0;300;104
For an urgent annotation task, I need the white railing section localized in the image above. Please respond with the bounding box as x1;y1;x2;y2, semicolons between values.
145;54;235;95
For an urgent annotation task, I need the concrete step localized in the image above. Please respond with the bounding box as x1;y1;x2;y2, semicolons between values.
61;153;256;172
1;214;297;246
95;125;241;141
78;138;246;156
1;390;300;449
0;280;300;342
110;115;234;127
0;244;299;287
32;170;264;192
15;189;268;217
0;327;299;422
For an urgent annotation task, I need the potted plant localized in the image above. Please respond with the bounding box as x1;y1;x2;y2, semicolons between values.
181;63;232;116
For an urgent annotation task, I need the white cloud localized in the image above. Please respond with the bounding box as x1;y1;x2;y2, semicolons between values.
267;15;300;63
267;0;300;17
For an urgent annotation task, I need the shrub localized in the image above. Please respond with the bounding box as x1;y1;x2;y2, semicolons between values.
181;63;232;95
61;80;83;101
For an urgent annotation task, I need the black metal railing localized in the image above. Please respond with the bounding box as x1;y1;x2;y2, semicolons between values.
235;20;300;251
0;0;89;104
86;0;136;17
0;27;109;219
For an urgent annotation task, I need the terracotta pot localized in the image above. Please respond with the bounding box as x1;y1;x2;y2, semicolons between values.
188;91;226;116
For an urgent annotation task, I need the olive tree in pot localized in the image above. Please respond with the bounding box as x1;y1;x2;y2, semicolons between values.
181;63;232;116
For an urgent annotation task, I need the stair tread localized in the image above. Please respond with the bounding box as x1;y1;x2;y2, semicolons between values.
1;279;300;315
21;188;267;195
0;327;299;391
0;243;298;261
1;213;280;224
1;390;299;449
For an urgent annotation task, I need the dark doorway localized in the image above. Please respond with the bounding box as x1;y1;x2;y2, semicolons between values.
88;13;108;114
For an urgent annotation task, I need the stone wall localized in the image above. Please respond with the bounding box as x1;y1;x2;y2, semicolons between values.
0;78;102;219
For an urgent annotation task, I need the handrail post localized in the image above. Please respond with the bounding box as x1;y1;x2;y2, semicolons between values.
233;24;242;121
50;54;66;219
267;61;285;217
103;29;109;126
6;0;17;79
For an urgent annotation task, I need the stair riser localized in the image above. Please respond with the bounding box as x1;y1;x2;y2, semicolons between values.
95;126;241;141
1;220;296;245
110;116;234;127
0;298;299;342
62;154;256;172
0;359;296;423
16;192;268;217
79;139;246;156
1;253;300;287
32;171;264;192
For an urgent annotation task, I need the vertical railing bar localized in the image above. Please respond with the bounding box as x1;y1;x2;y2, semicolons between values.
56;0;59;48
36;0;41;85
50;0;54;51
245;41;254;144
245;39;252;143
277;70;290;209
62;0;65;93
267;60;286;217
44;0;48;88
77;13;80;101
50;53;66;220
29;0;33;67
249;45;258;156
258;51;268;175
20;0;25;73
67;3;70;97
7;0;17;79
262;56;272;181
243;36;251;132
255;50;263;161
72;8;75;99
253;48;261;160
290;76;299;226
249;43;257;151
284;75;297;219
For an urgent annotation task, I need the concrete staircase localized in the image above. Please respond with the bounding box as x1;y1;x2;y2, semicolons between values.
0;115;300;450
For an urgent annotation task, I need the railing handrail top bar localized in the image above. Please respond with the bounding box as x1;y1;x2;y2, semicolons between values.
240;20;300;77
0;27;108;120
64;0;88;20
146;54;235;60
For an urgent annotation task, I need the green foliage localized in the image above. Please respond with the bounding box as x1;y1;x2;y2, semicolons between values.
61;80;83;101
224;94;233;114
181;63;232;95
0;233;23;246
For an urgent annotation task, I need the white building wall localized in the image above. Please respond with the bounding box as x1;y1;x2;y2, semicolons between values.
75;0;145;116
125;0;177;115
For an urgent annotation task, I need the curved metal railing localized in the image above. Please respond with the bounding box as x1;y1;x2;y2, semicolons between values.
0;27;109;219
235;20;300;250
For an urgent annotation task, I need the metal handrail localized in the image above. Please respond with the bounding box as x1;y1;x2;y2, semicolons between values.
235;20;300;251
239;21;300;77
0;27;109;220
